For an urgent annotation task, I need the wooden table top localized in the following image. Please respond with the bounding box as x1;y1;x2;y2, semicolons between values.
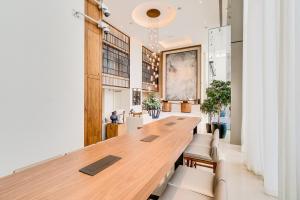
0;116;201;200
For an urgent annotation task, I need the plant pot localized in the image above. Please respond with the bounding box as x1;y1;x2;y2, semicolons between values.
206;123;212;133
211;122;219;134
150;109;160;119
218;123;227;139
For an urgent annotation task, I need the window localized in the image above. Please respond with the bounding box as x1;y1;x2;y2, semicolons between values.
102;22;130;88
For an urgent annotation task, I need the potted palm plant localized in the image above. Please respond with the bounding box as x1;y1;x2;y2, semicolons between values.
200;98;218;133
143;93;161;119
206;80;231;138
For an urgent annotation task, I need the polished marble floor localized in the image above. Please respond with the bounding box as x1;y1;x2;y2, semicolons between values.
220;144;277;200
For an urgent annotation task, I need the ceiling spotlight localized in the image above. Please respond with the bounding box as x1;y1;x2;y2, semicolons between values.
98;21;110;34
95;0;111;17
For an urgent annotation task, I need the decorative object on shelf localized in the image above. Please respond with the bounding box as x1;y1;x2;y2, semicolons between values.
162;100;172;112
200;98;218;133
110;111;118;124
205;80;231;138
132;88;141;106
129;109;143;117
181;101;192;113
162;45;201;101
142;93;161;119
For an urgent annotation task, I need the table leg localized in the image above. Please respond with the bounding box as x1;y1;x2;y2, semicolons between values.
193;126;198;135
175;153;183;169
148;194;159;200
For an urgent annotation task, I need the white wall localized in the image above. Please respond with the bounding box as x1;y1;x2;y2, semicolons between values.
0;0;84;176
130;37;143;111
102;87;130;119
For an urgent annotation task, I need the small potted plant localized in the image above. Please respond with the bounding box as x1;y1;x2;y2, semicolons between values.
206;80;231;138
200;98;218;133
142;93;161;119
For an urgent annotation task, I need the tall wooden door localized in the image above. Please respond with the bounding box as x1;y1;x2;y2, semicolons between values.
84;0;102;146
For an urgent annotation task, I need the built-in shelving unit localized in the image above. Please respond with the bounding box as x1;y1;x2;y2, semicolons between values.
142;46;159;92
102;22;130;88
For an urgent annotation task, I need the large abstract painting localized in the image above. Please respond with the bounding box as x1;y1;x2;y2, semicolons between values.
162;46;201;101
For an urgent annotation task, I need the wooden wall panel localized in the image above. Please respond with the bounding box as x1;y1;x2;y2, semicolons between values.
86;29;101;77
84;0;102;146
86;78;101;144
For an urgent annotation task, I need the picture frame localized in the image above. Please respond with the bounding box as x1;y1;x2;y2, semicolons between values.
161;45;201;101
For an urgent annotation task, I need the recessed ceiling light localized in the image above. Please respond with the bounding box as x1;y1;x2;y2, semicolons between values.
132;2;177;28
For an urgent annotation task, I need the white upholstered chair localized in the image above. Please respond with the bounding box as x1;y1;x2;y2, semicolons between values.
159;161;227;200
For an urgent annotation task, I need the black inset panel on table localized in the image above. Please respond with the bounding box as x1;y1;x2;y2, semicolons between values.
165;122;176;126
79;155;121;176
177;117;186;120
140;135;159;142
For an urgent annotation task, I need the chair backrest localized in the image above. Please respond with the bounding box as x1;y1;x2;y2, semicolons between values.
210;130;220;161
214;180;228;200
214;160;226;187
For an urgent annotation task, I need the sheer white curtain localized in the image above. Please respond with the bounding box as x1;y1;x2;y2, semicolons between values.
243;0;300;198
242;0;278;196
278;0;299;198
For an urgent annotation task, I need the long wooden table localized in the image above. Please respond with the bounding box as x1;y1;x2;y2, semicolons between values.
0;116;200;200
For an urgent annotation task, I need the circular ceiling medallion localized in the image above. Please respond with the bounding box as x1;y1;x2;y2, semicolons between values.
146;9;161;18
132;1;177;28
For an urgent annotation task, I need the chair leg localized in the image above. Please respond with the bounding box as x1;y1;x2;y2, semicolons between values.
184;157;189;167
213;162;217;173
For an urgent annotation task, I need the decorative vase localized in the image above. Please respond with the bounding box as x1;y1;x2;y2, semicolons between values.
110;111;118;124
206;123;212;133
150;109;160;119
218;123;227;139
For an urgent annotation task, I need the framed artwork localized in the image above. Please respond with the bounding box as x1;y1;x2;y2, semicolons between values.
161;45;201;101
132;88;141;106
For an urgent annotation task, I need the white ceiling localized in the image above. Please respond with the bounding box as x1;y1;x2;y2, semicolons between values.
104;0;221;50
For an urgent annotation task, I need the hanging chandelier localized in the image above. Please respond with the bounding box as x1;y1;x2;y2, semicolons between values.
146;9;161;90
